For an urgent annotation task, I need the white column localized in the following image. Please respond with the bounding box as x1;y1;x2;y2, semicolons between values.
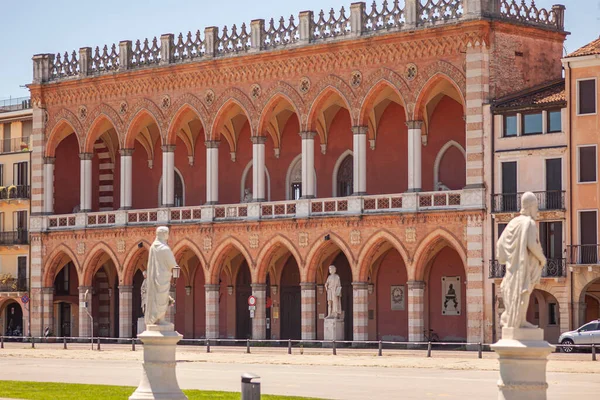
120;149;133;209
352;126;367;195
205;284;220;339
406;121;423;192
44;158;55;214
251;283;267;340
205;141;220;204
79;153;93;212
118;285;133;338
161;145;175;207
78;286;93;338
300;132;316;198
251;136;267;202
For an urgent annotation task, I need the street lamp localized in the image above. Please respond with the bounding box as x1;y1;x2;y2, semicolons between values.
172;265;181;280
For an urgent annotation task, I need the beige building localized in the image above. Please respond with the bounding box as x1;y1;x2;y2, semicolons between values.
0;97;32;336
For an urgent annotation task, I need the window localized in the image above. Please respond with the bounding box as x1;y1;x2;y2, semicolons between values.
579;322;599;332
578;79;597;115
0;212;3;231
578;146;597;183
498;223;507;239
548;303;558;325
13;210;27;231
579;210;598;264
503;115;517;137
13;162;27;186
523;112;543;135
2;123;11;153
547;110;562;133
291;182;302;200
336;155;353;197
0;164;3;187
17;256;26;289
54;264;70;295
540;221;563;260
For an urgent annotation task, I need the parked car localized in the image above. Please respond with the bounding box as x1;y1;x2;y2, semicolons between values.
558;320;600;353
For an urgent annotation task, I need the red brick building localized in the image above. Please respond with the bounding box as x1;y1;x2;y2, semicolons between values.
26;0;566;342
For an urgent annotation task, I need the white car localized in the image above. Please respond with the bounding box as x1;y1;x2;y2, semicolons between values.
558;319;600;352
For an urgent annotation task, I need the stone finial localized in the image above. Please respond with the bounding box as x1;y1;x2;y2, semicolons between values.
78;47;92;76
349;2;365;37
250;19;265;51
404;0;418;29
160;34;174;65
298;10;314;43
204;27;218;57
119;40;132;71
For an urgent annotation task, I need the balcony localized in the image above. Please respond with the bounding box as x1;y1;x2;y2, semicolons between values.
0;230;29;245
491;191;565;213
568;245;600;265
40;188;485;231
489;258;566;279
0;278;28;292
0;97;31;114
0;185;30;200
0;137;31;154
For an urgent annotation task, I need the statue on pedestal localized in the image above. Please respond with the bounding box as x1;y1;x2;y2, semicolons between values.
325;265;342;319
145;227;178;326
496;191;547;329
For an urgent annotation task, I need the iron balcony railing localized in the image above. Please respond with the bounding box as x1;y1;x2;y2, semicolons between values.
491;191;565;213
0;230;29;245
0;137;31;154
0;97;31;114
0;278;28;292
568;245;600;265
0;185;30;200
489;258;566;279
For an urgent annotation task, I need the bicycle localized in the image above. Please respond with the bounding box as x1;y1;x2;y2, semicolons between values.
423;329;440;342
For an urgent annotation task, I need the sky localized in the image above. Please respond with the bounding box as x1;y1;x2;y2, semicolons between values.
0;0;598;99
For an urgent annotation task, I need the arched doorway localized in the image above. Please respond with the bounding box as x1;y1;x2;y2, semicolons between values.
375;249;408;341
91;261;119;338
280;257;301;340
159;169;185;207
526;289;561;343
3;301;23;336
582;278;600;324
335;154;353;197
236;261;252;339
53;261;79;337
132;269;144;337
318;252;353;340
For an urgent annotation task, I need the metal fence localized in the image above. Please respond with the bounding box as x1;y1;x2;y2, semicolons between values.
0;278;28;292
0;230;29;245
0;137;31;153
489;258;566;278
0;97;31;114
568;245;600;265
492;191;565;213
0;185;30;200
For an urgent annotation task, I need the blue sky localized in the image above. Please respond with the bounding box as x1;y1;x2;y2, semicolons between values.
0;0;598;99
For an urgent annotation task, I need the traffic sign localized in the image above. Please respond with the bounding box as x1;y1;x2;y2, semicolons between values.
266;297;273;308
21;294;29;304
248;295;257;306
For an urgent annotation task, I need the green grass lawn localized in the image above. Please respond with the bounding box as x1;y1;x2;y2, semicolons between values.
0;381;323;400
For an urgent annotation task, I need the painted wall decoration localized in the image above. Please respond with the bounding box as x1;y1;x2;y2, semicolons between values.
442;276;461;316
390;285;405;311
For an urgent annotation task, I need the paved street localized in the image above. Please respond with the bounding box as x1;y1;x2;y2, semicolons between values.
0;346;598;399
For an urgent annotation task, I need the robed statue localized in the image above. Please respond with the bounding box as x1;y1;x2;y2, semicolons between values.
325;265;342;319
496;192;547;329
145;227;178;326
140;270;147;316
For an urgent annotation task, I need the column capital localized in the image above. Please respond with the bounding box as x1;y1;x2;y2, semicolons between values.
79;152;93;160
299;131;317;140
352;282;369;289
407;280;426;290
300;282;316;290
250;135;267;144
44;157;56;164
118;285;133;292
205;284;220;292
119;148;134;156
251;283;267;291
205;140;221;149
41;287;55;294
406;120;423;129
351;126;368;135
161;145;176;153
78;285;93;291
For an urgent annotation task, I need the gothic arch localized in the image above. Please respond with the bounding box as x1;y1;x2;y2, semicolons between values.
172;238;207;285
81;242;122;286
208;236;254;284
304;232;355;283
240;160;271;202
42;244;82;287
358;74;411;126
209;88;257;141
433;140;466;189
412;62;466;122
332;150;353;197
257;84;304;143
124;99;165;148
412;228;467;281
255;234;303;284
306;78;355;135
45;109;84;157
165;94;209;146
285;154;317;200
357;230;411;282
84;112;121;154
121;239;153;285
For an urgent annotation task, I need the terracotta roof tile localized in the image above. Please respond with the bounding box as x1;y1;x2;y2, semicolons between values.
494;80;565;110
566;37;600;58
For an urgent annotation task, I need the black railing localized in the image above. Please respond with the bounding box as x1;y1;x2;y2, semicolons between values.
489;258;566;278
568;245;600;265
0;97;31;114
491;191;565;213
0;278;28;292
0;185;30;200
0;230;29;245
0;137;30;154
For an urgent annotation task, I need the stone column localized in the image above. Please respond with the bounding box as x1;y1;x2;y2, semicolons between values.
120;149;133;209
251;136;267;202
205;141;220;204
43;157;55;214
300;283;316;340
205;284;220;339
300;132;316;198
78;286;93;337
118;285;133;338
39;287;54;337
352;126;367;195
79;153;93;212
161;145;175;207
406;121;423;192
251;283;267;340
466;215;484;344
407;280;425;342
352;282;369;341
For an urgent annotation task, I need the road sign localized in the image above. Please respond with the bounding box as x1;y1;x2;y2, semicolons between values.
266;297;273;308
248;295;257;306
21;294;29;304
248;305;256;311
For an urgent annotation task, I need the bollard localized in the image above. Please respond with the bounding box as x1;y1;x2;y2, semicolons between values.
241;373;260;400
31;336;35;349
378;340;382;357
1;336;3;349
288;339;292;355
300;343;304;355
593;344;597;361
132;338;136;351
97;337;101;351
478;342;482;359
206;339;210;353
332;340;337;356
427;341;432;358
63;336;67;350
246;339;250;354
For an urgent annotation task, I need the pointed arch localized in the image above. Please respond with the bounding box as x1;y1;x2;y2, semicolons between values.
208;236;254;284
255;234;303;284
412;228;467;281
165;95;209;146
45;117;82;158
358;78;410;128
172;238;207;286
121;239;152;285
304;232;355;283
332;149;353;197
285;154;317;200
434;140;466;189
257;89;302;146
413;71;466;123
43;244;82;287
240;160;271;202
82;242;122;286
84;113;120;154
124;106;163;150
306;83;354;141
357;230;411;282
210;88;257;140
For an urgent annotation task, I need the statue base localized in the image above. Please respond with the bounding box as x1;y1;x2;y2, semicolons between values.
137;317;146;336
323;318;344;347
129;323;187;400
491;328;555;400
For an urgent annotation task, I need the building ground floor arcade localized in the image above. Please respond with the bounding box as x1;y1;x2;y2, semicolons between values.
30;211;489;343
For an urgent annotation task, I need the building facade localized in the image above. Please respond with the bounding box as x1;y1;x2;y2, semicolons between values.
0;98;32;337
27;0;567;342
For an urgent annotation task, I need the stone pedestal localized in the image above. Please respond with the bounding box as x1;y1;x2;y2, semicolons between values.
137;317;146;336
129;323;187;400
323;318;344;346
491;328;554;400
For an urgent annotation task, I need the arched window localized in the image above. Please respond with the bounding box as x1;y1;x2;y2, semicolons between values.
289;157;302;200
158;169;185;207
337;155;353;197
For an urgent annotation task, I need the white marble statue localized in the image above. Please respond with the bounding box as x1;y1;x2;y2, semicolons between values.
243;188;253;202
140;270;147;316
145;226;178;326
325;265;342;319
436;181;451;191
496;192;547;329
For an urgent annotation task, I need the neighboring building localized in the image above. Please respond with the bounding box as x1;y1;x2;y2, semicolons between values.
564;37;600;331
0;97;32;337
27;0;567;342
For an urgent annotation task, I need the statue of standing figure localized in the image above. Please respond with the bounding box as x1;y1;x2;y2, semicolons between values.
325;265;342;319
496;192;547;329
145;227;178;326
140;270;147;316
